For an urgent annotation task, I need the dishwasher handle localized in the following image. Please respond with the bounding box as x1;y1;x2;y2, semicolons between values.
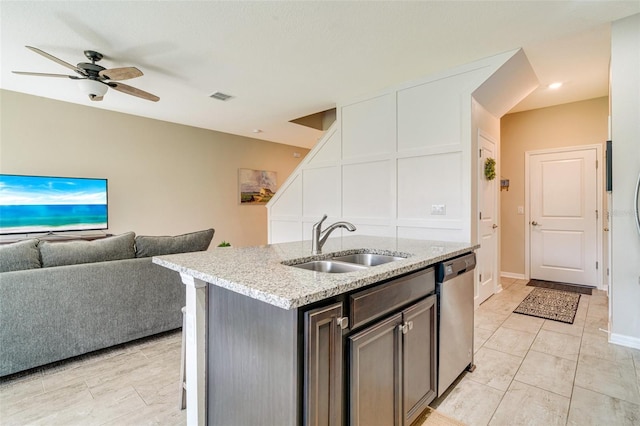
438;253;476;283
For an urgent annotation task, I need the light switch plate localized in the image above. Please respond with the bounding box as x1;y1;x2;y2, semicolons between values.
431;204;446;215
517;206;524;215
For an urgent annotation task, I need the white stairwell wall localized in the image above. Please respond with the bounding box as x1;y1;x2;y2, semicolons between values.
609;13;640;349
267;49;537;250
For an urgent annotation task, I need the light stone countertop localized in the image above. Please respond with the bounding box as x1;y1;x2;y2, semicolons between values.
153;235;478;310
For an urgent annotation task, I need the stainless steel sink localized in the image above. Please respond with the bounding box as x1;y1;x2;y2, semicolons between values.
331;253;405;266
291;260;368;273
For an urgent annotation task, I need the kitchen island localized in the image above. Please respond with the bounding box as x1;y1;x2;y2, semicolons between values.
154;236;477;426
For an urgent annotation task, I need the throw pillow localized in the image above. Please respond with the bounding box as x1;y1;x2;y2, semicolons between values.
39;232;136;267
135;228;215;258
0;239;41;272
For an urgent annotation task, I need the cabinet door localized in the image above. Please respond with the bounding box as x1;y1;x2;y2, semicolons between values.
304;302;344;426
349;312;402;426
402;295;437;425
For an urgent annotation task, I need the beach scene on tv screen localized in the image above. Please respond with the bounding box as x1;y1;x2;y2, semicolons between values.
0;175;108;234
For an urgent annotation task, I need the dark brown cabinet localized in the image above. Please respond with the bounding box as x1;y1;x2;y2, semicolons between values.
349;295;437;426
303;267;437;426
402;296;438;425
349;311;402;426
304;302;346;426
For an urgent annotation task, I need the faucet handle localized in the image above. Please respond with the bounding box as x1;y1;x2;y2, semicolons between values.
313;214;328;228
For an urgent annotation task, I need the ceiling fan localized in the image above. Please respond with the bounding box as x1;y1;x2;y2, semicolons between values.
12;46;159;102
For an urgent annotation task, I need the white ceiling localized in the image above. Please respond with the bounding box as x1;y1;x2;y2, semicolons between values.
1;1;638;149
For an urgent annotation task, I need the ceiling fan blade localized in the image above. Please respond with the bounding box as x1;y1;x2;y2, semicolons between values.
109;82;159;102
99;67;143;81
25;46;84;75
12;71;82;79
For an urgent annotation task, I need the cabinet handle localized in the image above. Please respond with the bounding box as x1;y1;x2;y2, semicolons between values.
336;317;349;330
399;321;413;334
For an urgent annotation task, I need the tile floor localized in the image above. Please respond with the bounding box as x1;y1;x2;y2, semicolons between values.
433;277;640;426
0;331;186;425
1;278;639;425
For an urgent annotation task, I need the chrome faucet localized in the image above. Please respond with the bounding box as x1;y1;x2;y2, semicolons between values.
311;214;357;255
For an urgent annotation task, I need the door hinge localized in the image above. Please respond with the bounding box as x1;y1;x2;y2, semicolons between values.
596;159;598;169
607;267;610;276
596;210;599;219
479;273;482;282
479;149;482;158
479;212;482;220
596;261;599;270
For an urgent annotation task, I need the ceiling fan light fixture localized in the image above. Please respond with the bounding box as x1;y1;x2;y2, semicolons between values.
77;79;108;97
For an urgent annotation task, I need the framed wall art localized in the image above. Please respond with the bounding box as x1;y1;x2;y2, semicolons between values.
238;168;277;204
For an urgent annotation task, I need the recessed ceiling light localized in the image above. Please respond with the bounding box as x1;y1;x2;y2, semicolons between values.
548;82;563;90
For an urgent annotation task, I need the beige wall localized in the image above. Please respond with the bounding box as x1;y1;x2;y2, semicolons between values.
0;90;308;247
500;97;609;276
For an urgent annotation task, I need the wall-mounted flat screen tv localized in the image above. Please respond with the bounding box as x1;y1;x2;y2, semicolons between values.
0;174;108;235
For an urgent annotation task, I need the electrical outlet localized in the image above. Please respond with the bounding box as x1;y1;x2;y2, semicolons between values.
431;204;446;215
517;206;524;215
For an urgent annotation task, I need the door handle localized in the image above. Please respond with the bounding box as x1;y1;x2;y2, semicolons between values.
492;224;498;229
531;221;540;226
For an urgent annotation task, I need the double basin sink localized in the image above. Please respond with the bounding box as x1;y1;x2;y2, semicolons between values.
289;253;405;273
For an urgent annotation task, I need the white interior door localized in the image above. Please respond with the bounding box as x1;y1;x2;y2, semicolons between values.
529;147;599;286
477;133;498;305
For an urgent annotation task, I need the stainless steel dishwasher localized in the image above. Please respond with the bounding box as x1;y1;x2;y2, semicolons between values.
436;252;476;397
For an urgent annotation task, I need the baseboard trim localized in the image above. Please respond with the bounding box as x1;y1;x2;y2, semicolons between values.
609;333;640;350
501;272;526;280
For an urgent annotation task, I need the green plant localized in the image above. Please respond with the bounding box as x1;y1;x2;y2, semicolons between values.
484;158;496;181
217;241;231;247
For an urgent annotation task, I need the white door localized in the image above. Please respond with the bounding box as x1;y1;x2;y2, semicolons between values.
529;147;599;286
477;133;498;305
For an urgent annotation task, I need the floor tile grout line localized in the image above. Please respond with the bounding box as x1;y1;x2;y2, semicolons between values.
486;313;524;425
567;296;591;425
481;304;533;426
482;283;580;426
564;298;585;426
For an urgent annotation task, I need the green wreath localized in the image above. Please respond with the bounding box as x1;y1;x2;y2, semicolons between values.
484;158;496;181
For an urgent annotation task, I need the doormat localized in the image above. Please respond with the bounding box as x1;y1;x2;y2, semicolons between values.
527;279;593;295
413;406;466;426
513;287;581;324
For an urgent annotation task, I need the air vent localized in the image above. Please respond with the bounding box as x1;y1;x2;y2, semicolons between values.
209;92;232;101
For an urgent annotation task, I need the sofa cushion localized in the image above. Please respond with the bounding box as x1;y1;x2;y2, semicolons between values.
0;239;41;272
39;232;136;267
135;228;215;258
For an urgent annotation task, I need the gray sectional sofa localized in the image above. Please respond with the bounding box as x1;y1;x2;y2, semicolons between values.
0;229;214;377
